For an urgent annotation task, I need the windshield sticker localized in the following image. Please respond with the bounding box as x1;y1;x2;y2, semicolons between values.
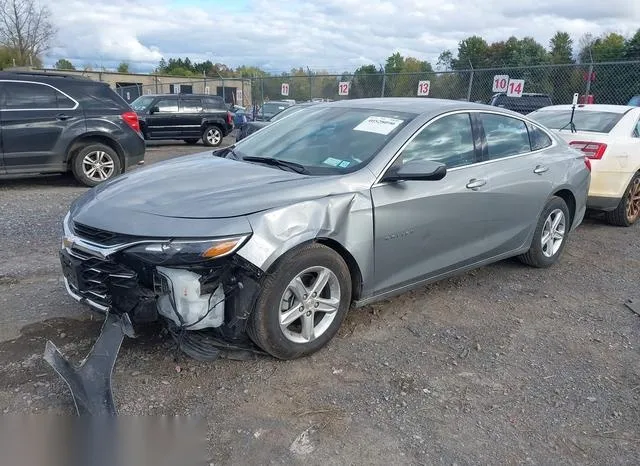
338;160;351;168
323;157;342;167
353;116;404;135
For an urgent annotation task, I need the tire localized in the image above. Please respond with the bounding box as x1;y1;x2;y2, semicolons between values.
247;243;352;360
71;143;121;187
183;139;200;145
202;125;223;147
519;196;571;268
604;173;640;227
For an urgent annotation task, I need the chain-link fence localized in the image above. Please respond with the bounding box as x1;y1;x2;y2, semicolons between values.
250;61;640;108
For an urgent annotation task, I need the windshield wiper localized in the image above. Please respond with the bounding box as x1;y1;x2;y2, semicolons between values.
242;156;310;174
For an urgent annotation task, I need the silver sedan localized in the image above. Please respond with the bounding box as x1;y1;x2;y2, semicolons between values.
60;98;591;360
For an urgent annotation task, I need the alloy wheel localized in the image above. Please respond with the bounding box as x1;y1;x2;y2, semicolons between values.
625;177;640;223
206;128;222;145
279;266;341;344
82;151;116;182
541;208;566;258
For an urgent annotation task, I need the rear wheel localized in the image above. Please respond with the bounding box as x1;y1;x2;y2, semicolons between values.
604;173;640;227
183;138;200;145
519;196;570;268
71;143;121;187
202;126;223;147
247;243;352;360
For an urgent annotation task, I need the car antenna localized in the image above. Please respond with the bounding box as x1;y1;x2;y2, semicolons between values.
560;93;579;133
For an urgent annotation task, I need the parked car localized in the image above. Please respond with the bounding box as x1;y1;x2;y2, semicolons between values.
131;94;234;147
628;95;640;107
254;100;294;121
489;93;553;114
529;104;640;226
0;71;145;187
60;98;589;361
236;102;319;141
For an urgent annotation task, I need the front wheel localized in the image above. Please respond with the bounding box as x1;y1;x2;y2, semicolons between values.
519;196;570;268
71;143;121;187
202;126;223;147
604;173;640;227
247;243;352;360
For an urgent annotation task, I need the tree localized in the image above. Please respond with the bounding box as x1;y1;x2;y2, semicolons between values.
54;58;75;70
624;29;640;60
453;36;490;69
117;61;130;73
384;52;404;73
549;32;574;64
436;50;453;71
0;0;55;66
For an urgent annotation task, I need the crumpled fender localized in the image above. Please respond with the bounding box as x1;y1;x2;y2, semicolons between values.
237;191;374;293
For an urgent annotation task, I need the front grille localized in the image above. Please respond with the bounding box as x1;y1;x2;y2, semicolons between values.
63;247;137;308
72;222;141;246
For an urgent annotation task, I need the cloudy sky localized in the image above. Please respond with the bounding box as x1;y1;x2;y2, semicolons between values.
48;0;640;72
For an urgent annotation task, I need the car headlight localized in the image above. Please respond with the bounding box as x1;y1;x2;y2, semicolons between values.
122;235;250;265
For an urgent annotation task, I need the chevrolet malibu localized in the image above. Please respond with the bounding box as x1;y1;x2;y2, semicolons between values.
60;98;590;360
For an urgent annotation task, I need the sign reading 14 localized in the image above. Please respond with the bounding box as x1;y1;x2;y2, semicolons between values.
492;75;525;97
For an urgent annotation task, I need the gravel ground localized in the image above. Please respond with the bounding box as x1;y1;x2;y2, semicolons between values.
0;140;639;465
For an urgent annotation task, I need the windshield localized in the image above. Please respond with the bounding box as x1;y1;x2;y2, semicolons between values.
261;102;290;115
270;105;308;122
529;109;624;133
234;106;416;175
131;96;155;111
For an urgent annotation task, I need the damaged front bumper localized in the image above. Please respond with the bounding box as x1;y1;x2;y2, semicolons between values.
58;213;265;359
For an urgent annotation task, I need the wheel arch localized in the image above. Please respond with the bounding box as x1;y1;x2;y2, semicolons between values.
262;238;364;303
66;133;125;172
552;188;576;226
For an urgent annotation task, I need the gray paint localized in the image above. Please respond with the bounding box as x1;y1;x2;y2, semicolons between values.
66;98;590;306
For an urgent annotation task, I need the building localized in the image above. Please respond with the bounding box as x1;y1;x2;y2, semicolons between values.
9;67;252;107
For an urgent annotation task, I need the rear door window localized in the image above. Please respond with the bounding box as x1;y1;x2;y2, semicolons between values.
480;113;531;160
179;98;203;113
2;81;76;110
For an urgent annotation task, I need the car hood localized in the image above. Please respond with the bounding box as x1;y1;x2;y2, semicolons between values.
70;152;347;223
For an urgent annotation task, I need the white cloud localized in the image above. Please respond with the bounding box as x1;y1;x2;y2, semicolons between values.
47;0;640;72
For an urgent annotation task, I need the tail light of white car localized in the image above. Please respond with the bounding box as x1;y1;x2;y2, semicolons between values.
569;141;607;160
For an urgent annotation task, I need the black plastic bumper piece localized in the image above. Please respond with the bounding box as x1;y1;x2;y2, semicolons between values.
43;312;134;415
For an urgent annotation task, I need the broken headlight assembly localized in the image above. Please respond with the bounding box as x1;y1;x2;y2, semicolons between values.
121;235;251;266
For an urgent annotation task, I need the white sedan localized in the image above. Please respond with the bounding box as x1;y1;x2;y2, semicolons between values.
530;104;640;226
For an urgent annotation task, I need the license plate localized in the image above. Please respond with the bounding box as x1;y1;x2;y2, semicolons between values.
59;251;81;290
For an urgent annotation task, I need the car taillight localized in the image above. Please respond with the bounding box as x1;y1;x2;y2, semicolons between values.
121;111;140;133
569;141;607;160
227;112;233;125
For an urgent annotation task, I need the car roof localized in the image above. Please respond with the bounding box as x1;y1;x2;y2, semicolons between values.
533;104;636;114
315;97;525;117
493;92;550;97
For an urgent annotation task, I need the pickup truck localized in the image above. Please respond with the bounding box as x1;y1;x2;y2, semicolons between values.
131;94;234;146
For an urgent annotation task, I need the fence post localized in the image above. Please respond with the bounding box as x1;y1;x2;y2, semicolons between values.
307;67;313;101
261;77;265;119
466;67;474;102
381;70;386;97
584;62;594;100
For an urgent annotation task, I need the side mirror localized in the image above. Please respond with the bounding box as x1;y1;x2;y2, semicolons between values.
149;106;160;114
381;160;447;182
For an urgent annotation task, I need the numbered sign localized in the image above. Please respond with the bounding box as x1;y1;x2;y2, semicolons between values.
338;82;350;96
492;75;509;92
506;79;524;97
417;80;431;96
281;83;289;96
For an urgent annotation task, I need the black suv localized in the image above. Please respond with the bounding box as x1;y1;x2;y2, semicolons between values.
131;94;234;147
0;71;145;187
488;93;553;114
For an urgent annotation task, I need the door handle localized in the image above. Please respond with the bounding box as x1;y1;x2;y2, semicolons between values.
533;165;549;174
466;178;487;190
56;113;70;121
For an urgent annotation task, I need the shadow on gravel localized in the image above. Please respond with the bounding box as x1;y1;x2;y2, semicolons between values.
0;174;83;189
